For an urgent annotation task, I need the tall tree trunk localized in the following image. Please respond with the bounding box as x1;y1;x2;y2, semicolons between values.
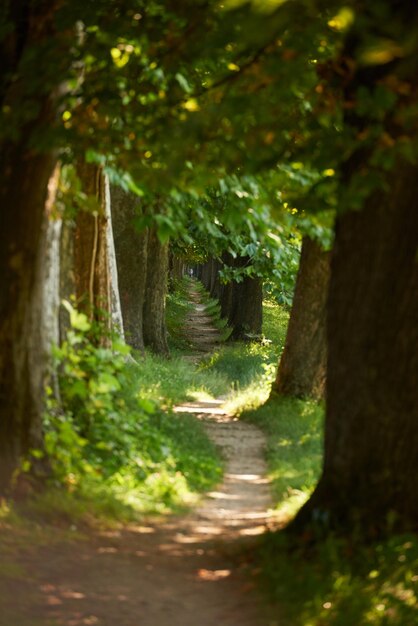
39;166;63;403
73;163;111;334
218;254;263;340
169;251;185;285
271;236;330;400
0;153;59;491
0;2;65;491
208;257;221;297
143;228;169;356
110;186;148;351
59;216;76;343
292;167;418;533
200;260;212;291
104;176;124;338
290;3;418;533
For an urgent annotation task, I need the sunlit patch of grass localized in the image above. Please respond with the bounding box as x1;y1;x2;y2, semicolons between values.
186;389;218;402
128;354;228;407
22;407;223;528
241;395;324;523
199;298;289;414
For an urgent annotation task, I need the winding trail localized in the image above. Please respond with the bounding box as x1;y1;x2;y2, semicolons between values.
1;282;278;626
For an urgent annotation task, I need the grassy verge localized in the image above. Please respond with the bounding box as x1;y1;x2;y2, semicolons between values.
166;278;195;353
3;291;231;531
198;298;289;413
3;285;287;531
219;300;418;626
258;530;418;626
242;396;324;521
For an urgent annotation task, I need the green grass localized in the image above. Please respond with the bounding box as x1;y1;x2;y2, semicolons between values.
128;352;228;407
166;278;195;353
6;287;231;529
198;298;289;414
244;391;418;626
217;304;418;626
258;531;418;626
242;396;324;521
6;286;287;530
6;281;415;626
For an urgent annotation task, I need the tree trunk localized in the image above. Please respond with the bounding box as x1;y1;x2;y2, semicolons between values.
169;252;185;285
39;166;63;404
200;260;212;291
290;1;418;532
73;163;111;334
110;186;148;351
104;176;124;338
208;258;220;297
271;236;330;400
0;152;59;491
59;216;76;343
291;167;418;533
229;275;263;340
143;228;170;356
0;2;65;491
218;254;263;340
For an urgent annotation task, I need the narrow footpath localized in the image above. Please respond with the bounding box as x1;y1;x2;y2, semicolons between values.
1;283;278;626
183;281;224;354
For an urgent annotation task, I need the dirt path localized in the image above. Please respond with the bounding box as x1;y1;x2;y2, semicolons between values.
2;403;277;626
182;281;224;354
1;283;278;626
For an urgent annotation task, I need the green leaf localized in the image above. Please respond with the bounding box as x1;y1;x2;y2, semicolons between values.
137;398;156;414
175;72;192;94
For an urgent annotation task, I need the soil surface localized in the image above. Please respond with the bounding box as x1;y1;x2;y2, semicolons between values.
0;282;279;626
183;282;224;354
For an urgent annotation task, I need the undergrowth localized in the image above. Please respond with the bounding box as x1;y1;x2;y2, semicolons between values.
166;278;195;353
11;298;225;528
4;280;416;626
198;298;289;413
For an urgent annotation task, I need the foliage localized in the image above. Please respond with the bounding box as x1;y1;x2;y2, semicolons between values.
38;302;223;519
167;176;306;306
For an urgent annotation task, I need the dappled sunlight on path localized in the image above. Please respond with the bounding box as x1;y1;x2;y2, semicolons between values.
1;282;281;626
1;401;279;626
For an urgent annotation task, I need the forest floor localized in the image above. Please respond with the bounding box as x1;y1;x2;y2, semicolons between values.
0;283;280;626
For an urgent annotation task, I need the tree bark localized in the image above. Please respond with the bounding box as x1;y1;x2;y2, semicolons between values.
0;3;64;491
59;216;76;343
73;162;111;335
143;228;170;356
228;280;263;340
290;2;418;533
0;152;59;491
104;176;124;338
218;254;263;340
291;167;418;533
169;251;185;285
200;260;212;291
271;236;330;400
110;186;148;351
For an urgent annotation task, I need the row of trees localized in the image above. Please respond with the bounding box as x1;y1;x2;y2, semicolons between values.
1;0;417;534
